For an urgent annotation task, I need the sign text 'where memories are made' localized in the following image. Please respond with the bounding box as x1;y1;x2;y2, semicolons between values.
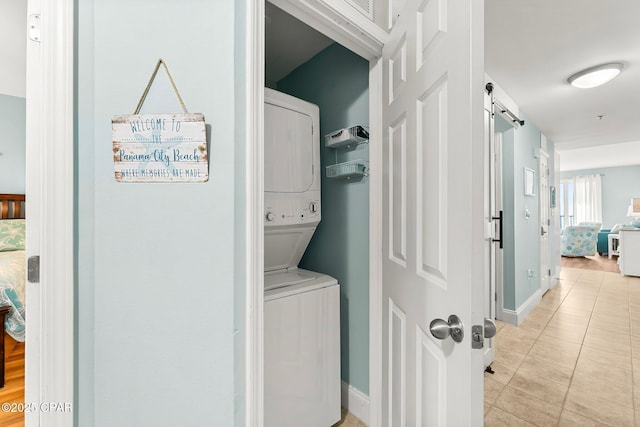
112;113;209;182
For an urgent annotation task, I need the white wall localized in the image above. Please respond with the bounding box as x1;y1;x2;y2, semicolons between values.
0;0;26;98
0;94;26;193
77;0;242;425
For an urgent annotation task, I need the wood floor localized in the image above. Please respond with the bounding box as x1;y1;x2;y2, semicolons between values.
561;253;620;273
0;336;24;427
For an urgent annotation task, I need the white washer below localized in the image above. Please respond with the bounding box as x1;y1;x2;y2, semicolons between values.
264;268;341;427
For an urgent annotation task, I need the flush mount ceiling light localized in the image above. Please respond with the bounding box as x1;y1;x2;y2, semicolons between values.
568;63;623;89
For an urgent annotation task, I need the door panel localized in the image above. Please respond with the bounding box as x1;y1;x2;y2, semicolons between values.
381;0;484;425
389;115;407;267
417;78;447;283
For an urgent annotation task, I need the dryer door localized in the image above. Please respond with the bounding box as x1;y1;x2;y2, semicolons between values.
265;102;315;193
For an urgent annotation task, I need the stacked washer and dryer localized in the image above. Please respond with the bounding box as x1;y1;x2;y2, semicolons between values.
263;88;341;427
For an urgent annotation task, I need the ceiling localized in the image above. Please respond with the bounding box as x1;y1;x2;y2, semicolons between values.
485;0;640;170
265;2;333;86
267;1;640;171
0;0;26;98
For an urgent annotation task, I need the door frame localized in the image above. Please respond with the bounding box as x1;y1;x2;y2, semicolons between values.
25;0;75;425
539;150;550;293
244;1;385;425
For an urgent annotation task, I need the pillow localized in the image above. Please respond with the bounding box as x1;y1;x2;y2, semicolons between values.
0;219;26;252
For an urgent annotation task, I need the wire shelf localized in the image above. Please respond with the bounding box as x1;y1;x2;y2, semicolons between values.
326;160;367;179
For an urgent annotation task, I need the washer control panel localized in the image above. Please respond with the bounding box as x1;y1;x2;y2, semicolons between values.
265;196;321;226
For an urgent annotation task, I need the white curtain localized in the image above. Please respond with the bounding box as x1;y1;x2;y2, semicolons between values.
573;174;602;225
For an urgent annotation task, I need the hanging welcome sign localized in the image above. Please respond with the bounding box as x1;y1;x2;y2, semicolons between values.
112;59;209;182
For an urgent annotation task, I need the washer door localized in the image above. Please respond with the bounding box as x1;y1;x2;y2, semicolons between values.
265;102;314;193
264;283;340;427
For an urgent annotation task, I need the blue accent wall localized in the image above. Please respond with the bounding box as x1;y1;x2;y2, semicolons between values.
0;94;26;194
561;165;640;229
501;114;557;312
76;0;240;425
277;43;370;394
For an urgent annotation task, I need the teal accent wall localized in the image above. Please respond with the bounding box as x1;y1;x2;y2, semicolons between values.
501;114;554;311
561;165;640;229
0;94;26;194
277;43;370;394
76;0;240;425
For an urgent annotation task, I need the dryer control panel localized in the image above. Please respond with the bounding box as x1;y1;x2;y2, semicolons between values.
265;195;321;226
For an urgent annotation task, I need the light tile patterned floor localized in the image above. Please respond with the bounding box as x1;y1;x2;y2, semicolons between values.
333;407;367;426
485;267;640;427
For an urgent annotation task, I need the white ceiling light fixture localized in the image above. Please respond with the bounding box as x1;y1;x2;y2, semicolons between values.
568;63;624;89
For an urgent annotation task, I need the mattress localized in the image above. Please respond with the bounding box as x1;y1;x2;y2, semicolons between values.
0;250;26;341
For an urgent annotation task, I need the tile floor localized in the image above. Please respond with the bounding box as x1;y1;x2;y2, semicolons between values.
485;267;640;426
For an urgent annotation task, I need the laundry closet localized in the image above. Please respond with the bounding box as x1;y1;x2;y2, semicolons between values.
264;2;371;424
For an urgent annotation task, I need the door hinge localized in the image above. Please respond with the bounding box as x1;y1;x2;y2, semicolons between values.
28;255;40;283
548;218;551;226
28;14;41;42
548;269;552;276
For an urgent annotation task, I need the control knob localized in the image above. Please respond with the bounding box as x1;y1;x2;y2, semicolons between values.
265;212;275;221
309;202;318;213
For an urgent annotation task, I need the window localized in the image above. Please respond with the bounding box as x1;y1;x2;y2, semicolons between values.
559;175;602;229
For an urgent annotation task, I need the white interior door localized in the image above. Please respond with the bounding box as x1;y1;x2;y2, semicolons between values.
25;2;42;424
381;0;484;425
25;1;75;425
539;152;550;293
483;88;495;368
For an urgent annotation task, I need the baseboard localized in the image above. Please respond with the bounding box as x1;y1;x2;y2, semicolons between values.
497;308;517;324
496;289;542;326
341;381;369;425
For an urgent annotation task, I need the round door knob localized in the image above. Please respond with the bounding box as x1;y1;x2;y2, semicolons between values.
429;314;464;343
266;212;275;221
484;318;497;339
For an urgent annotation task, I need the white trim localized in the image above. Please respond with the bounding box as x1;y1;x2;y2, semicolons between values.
497;308;517;325
25;0;75;425
497;289;542;326
341;381;370;425
368;57;383;427
269;0;386;61
245;1;265;426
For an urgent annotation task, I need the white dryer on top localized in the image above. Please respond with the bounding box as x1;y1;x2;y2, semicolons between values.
264;87;321;274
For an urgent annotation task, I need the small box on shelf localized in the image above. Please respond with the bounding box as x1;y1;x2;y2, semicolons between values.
324;125;369;149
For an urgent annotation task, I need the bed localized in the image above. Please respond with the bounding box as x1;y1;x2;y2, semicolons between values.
0;194;26;387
